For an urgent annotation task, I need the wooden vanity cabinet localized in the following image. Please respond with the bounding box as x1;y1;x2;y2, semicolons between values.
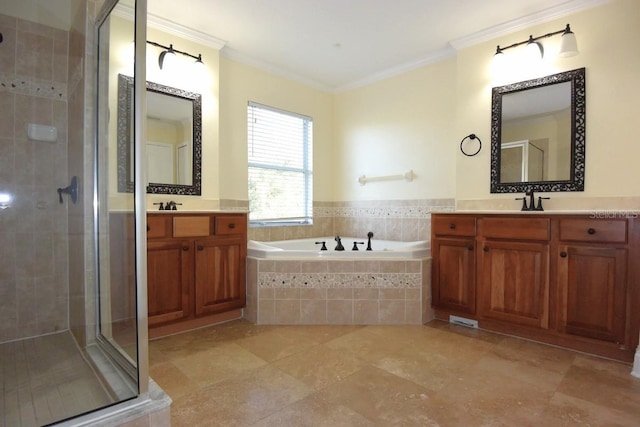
146;212;247;336
557;218;628;345
477;218;550;329
431;213;639;362
431;216;477;314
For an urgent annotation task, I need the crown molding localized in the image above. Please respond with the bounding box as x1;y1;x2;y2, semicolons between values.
449;0;612;50
112;3;226;51
220;47;332;92
333;46;456;93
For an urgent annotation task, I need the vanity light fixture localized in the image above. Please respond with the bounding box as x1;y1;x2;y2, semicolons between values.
146;40;204;70
493;24;578;61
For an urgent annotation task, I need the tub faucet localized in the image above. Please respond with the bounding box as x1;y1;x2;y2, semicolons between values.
334;236;345;251
366;232;374;251
352;241;364;251
315;241;327;251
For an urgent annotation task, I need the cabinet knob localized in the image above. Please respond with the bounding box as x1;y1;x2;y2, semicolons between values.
467;244;474;250
197;245;204;251
587;228;596;235
147;225;150;231
483;247;489;252
449;223;456;229
182;246;189;251
560;251;568;258
228;223;236;229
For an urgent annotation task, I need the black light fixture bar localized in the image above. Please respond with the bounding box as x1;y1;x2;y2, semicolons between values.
146;40;203;63
495;24;572;54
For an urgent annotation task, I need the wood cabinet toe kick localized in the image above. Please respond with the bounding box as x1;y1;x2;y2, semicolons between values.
431;213;639;363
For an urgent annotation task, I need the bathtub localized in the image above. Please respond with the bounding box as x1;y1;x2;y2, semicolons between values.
245;237;434;326
247;237;430;259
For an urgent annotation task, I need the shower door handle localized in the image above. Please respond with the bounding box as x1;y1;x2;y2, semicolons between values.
57;176;78;204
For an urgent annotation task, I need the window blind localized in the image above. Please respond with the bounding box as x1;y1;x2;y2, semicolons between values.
248;102;313;224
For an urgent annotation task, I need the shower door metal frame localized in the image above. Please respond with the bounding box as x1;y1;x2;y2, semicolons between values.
93;0;149;396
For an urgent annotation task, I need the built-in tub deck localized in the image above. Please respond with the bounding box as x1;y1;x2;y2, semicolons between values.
245;237;433;325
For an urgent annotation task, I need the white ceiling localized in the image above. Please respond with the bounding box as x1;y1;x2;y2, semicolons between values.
147;0;605;91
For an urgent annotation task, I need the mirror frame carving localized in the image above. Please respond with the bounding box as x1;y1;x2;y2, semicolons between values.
117;74;202;195
490;67;586;193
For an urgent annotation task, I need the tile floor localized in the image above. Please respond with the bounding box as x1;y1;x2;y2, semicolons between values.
149;320;640;426
0;332;112;427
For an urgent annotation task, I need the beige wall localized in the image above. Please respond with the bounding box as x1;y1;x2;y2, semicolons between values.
135;0;639;211
218;57;334;202
454;0;640;210
333;58;457;201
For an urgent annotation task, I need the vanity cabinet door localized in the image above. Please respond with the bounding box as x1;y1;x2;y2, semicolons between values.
432;237;476;314
557;245;627;344
147;240;193;326
194;237;246;316
478;240;549;329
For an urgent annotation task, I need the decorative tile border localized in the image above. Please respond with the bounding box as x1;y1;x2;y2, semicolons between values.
258;272;421;289
0;73;68;101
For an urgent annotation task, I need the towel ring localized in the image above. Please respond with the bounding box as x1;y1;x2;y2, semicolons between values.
460;133;482;157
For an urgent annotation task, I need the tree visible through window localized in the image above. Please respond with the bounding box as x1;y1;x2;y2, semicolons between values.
247;102;313;225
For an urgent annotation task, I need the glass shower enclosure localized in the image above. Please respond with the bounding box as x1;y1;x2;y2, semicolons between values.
0;0;148;425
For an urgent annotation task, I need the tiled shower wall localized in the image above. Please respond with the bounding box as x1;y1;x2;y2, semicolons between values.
245;198;456;242
0;14;70;342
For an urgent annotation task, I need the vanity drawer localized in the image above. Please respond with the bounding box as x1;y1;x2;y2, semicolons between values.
559;219;627;243
480;217;550;241
215;215;246;235
173;216;211;237
432;216;476;237
147;216;170;239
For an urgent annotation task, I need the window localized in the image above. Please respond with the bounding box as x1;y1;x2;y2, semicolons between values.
247;102;313;225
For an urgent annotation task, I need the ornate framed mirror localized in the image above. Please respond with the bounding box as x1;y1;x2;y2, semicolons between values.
117;74;202;195
490;67;585;193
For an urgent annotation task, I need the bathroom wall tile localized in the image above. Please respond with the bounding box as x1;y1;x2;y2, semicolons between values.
353;260;380;273
300;300;327;324
300;288;326;300
258;259;275;273
327;300;353;324
328;260;354;273
16;31;54;81
274;288;300;300
405;288;421;301
379;288;404;300
0;232;16;282
257;299;275;324
301;261;328;273
406;260;421;273
401;218;420;242
274;300;300;324
380;261;404;273
379;300;405;325
354;300;378;325
275;260;302;273
246;258;257;297
353;288;378;300
258;287;274;299
14;232;35;279
405;301;423;324
386;219;402;241
327;288;353;300
0;16;17;75
0;95;15;139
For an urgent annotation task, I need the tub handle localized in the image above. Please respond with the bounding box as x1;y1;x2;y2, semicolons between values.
352;242;364;251
315;241;327;251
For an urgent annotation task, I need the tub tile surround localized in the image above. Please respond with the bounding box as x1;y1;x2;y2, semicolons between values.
243;199;451;326
247;198;455;242
246;257;433;325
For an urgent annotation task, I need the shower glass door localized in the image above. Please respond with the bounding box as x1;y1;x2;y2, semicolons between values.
0;0;142;424
95;0;141;388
